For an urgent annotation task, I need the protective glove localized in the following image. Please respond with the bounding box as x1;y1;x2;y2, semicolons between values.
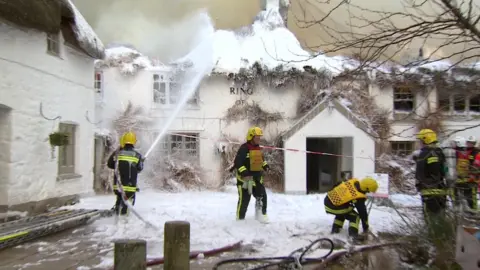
263;164;270;172
242;176;254;195
468;175;476;183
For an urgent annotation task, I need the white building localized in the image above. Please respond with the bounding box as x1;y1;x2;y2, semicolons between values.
94;51;377;194
0;0;105;213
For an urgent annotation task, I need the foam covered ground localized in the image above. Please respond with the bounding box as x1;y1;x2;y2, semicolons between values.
62;187;419;268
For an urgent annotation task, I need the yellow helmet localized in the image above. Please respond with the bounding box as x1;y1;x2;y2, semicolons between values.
359;177;378;193
416;129;437;145
246;126;263;141
122;131;137;145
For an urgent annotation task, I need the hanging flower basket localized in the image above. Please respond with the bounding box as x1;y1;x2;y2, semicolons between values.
49;132;69;147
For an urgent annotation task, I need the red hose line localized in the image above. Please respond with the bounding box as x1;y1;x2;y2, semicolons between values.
109;241;243;269
146;241;243;266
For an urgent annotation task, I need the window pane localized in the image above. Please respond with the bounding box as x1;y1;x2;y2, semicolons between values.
169;83;179;104
390;141;414;156
153;82;166;104
453;94;466;111
393;87;414;111
438;92;450;111
470;95;480;113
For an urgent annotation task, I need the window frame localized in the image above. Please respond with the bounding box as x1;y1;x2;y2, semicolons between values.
58;123;77;177
154;132;200;160
437;92;480;115
46;32;61;57
393;86;415;112
152;73;199;108
390;141;415;156
94;71;103;97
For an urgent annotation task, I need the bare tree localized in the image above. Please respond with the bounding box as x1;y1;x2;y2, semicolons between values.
292;0;480;68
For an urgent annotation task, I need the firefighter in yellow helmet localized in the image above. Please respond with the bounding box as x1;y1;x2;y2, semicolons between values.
452;135;479;210
231;126;270;223
324;177;378;242
415;129;448;222
107;131;144;216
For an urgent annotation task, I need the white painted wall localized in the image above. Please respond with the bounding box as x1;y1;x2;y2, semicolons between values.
284;107;375;194
341;137;353;172
0;23;96;206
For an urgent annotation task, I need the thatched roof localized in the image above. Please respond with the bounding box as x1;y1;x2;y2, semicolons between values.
0;0;105;59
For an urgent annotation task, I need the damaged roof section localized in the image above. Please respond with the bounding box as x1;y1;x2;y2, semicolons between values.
0;0;105;59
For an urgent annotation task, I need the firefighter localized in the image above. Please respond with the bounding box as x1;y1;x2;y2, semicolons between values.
232;126;270;223
415;129;448;222
110;135;125;211
452;136;478;210
460;136;479;210
324;176;378;241
107;131;144;216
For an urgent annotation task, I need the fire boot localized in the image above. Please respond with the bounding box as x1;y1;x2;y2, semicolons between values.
255;199;269;223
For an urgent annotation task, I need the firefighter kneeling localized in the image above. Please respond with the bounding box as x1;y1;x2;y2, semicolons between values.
324;177;378;241
107;131;145;216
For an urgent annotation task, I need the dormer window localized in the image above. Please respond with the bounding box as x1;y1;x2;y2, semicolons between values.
47;32;60;56
94;71;103;94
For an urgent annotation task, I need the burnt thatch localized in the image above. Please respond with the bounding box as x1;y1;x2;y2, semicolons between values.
0;0;105;59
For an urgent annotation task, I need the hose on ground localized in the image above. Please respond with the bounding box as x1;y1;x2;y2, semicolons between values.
212;237;334;270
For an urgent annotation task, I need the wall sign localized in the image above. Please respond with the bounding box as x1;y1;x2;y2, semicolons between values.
230;87;253;95
235;99;246;105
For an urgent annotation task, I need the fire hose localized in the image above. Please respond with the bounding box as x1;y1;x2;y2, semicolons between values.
212;237;334;270
212;237;405;270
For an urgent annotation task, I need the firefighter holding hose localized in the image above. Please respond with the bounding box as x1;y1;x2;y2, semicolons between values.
107;131;145;216
231;126;270;223
415;129;448;222
323;176;378;242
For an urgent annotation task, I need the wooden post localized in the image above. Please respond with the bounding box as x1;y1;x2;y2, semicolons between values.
114;239;147;270
164;220;190;270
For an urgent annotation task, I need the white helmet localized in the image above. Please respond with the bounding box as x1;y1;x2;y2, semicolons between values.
467;135;476;143
454;136;467;148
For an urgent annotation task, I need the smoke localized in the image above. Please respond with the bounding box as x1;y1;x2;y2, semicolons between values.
72;0;214;62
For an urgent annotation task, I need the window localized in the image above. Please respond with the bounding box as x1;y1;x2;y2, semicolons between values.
390;141;415;156
453;94;466;112
58;123;76;176
94;71;103;95
152;74;199;106
47;32;60;56
470;95;480;113
156;133;199;160
439;94;480;114
437;92;451;112
393;86;415;112
153;74;167;104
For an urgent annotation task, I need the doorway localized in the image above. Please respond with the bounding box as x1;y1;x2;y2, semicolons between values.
93;136;105;193
306;137;342;193
0;105;12;210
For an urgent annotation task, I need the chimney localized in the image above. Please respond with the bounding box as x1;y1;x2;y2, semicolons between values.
260;0;266;10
